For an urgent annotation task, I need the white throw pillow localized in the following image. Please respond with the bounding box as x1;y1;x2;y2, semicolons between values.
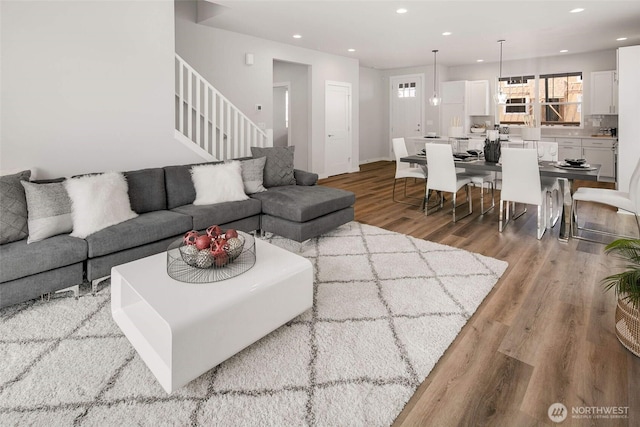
191;161;249;205
64;172;138;238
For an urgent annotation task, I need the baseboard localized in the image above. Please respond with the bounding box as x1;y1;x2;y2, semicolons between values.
359;157;392;165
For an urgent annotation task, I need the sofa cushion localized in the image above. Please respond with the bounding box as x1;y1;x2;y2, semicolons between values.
172;198;262;231
250;146;296;188
21;180;73;243
192;162;249;205
0;235;87;283
0;170;31;244
124;167;167;214
65;172;138;239
251;185;356;223
164;162;221;209
85;210;192;258
240;157;267;194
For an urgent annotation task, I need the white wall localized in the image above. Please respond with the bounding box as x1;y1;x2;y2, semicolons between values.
617;45;640;193
175;1;360;177
273;61;310;171
358;67;387;163
0;0;203;179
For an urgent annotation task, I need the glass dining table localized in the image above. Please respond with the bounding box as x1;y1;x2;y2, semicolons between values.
400;154;602;242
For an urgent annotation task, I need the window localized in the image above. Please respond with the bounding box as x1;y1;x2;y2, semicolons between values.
538;72;582;126
497;75;535;125
397;82;416;98
497;72;583;127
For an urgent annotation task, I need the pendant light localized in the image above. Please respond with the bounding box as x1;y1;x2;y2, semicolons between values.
494;40;508;104
428;49;441;106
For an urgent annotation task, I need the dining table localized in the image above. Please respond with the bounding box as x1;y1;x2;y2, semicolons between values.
400;154;602;242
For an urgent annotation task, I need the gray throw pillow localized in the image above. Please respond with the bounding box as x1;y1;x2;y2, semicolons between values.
0;170;31;244
250;146;296;188
21;181;73;243
240;157;267;194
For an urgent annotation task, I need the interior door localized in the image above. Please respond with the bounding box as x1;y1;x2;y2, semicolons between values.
325;82;352;177
272;84;289;148
390;75;423;155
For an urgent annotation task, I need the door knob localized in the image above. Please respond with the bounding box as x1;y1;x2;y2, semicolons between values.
328;134;334;137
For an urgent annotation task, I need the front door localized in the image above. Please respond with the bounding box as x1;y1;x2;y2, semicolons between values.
325;81;352;177
390;74;424;156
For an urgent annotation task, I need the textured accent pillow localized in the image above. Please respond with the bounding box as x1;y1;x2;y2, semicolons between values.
240;157;267;194
21;181;73;243
191;161;249;205
0;170;31;244
250;146;296;188
64;172;138;239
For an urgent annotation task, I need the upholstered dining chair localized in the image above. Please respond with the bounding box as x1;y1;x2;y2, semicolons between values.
425;143;473;223
571;157;640;242
499;148;560;239
392;138;427;208
497;141;562;228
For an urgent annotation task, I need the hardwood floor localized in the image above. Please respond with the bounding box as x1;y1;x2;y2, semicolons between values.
319;161;639;426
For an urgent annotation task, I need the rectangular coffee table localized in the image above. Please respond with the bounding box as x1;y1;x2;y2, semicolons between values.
111;237;313;393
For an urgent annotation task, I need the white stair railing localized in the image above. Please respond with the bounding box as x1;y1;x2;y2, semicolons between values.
175;54;269;160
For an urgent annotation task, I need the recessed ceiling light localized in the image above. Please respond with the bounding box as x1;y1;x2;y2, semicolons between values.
348;48;356;52
396;8;408;14
476;59;484;62
560;49;569;53
617;37;628;41
292;34;302;39
570;8;584;13
442;32;452;36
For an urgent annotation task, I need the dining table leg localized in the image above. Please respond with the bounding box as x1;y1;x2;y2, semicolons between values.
558;178;573;242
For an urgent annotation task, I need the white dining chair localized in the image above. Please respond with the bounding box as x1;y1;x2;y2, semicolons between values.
498;141;562;228
425;143;473;223
392;138;427;208
499;148;560;239
571;157;640;242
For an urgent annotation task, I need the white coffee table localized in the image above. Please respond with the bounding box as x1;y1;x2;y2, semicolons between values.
111;237;313;393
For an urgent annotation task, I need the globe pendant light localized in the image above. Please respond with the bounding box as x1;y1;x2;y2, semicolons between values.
429;49;441;106
494;40;508;104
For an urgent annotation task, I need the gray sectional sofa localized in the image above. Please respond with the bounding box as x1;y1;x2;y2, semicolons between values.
0;160;355;309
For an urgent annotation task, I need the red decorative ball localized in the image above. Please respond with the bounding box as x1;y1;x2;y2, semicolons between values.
214;252;229;267
225;229;238;239
183;230;199;246
195;235;212;250
206;225;223;239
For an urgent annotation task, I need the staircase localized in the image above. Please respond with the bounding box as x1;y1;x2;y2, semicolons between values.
175;54;270;161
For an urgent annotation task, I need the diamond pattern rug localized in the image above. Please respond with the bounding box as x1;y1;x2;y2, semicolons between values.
0;222;507;426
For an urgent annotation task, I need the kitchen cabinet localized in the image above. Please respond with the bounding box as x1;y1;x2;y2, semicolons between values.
441;81;466;104
440;80;490;135
591;70;618;115
556;138;582;162
557;137;615;180
582;138;615;180
468;80;490;116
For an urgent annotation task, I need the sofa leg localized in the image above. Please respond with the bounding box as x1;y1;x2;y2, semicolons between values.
92;276;110;295
56;285;80;300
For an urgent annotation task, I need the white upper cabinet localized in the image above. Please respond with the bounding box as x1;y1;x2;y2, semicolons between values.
591;70;618;115
467;80;490;116
441;81;466;104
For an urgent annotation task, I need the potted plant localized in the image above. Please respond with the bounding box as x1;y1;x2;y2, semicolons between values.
602;238;640;357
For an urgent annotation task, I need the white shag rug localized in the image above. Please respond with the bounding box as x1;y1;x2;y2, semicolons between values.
0;222;507;426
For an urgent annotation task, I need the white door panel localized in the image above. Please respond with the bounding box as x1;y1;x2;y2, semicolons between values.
390;75;423;155
325;82;352;177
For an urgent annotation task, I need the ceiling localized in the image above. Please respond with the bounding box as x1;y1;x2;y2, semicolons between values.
202;0;640;69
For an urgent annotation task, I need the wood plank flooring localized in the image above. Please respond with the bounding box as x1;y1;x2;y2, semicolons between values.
319;161;639;426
